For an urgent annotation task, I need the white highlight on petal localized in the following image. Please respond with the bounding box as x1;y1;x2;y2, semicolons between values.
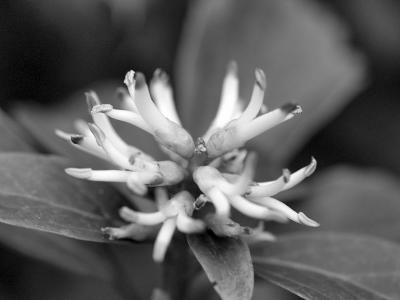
203;62;240;140
150;69;181;125
120;206;167;225
65;168;131;181
153;218;176;262
282;157;317;191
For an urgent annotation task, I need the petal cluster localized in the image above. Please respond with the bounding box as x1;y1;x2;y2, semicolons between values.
59;64;318;262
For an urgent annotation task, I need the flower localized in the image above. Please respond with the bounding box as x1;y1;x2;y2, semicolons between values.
59;63;319;262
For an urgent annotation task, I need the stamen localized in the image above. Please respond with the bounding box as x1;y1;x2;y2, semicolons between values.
119;206;167;225
203;61;239;140
153;218;177;262
282;157;317;191
150;69;181;125
93;104;153;134
88;123;133;170
116;87;138;112
86;91;134;155
234;68;266;126
235;103;302;143
134;72;195;158
228;195;288;222
246;169;290;198
250;197;319;227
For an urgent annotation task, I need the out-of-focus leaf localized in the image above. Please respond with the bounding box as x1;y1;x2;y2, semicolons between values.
13;82;163;166
335;0;400;69
275;166;400;242
176;0;365;172
0;224;117;281
188;233;253;300
1;247;126;300
252;233;400;300
0;108;36;151
0;153;127;242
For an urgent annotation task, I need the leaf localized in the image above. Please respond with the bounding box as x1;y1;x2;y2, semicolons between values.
0;108;36;152
176;0;365;172
0;153;128;242
252;233;400;300
13;82;163;167
0;224;118;281
274;166;400;242
188;232;254;300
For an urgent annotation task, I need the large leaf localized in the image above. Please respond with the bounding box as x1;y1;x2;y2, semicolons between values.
0;153;127;241
188;233;253;300
13;82;163;167
275;166;400;242
252;233;400;299
176;0;365;172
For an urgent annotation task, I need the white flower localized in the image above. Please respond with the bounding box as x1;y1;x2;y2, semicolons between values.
59;63;319;262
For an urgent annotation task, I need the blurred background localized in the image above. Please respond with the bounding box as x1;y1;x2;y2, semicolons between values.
0;0;400;299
